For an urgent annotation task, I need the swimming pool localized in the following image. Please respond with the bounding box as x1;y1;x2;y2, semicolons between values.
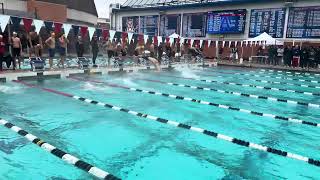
0;66;319;179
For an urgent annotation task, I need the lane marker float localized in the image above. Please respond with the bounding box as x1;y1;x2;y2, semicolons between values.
198;73;320;89
260;69;320;77
12;80;320;168
0;118;120;180
159;75;320;97
134;77;320;109
69;77;320;128
206;68;320;84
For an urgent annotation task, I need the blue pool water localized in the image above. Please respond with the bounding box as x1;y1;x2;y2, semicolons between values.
0;66;320;179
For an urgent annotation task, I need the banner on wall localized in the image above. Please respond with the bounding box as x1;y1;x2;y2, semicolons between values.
122;16;139;33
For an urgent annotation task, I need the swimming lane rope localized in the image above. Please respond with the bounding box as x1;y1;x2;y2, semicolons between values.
0;118;120;180
69;77;320;128
12;80;320;168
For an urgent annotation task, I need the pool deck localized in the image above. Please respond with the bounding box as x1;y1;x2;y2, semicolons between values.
218;60;320;73
0;62;217;82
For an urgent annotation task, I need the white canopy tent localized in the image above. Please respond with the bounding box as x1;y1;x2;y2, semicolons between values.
169;33;180;38
244;32;283;46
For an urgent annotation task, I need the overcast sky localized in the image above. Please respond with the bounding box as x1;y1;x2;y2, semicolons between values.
94;0;126;18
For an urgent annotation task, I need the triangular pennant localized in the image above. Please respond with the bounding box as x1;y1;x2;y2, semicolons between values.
80;26;88;37
180;37;184;45
23;18;33;32
33;19;43;34
109;30;116;41
153;36;158;45
63;23;72;35
200;39;203;48
10;16;21;31
122;32;127;43
0;15;10;32
144;34;149;44
235;41;238;47
169;37;174;46
128;32;133;44
240;41;243;47
215;41;218;47
229;41;232;48
157;36;162;46
208;40;212;46
191;39;194;47
54;22;63;34
72;25;80;36
222;41;225;47
102;29;109;40
44;21;53;32
95;28;102;38
88;27;96;40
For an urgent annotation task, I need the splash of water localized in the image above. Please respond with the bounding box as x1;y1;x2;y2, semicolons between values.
82;82;111;92
0;85;23;94
175;66;201;79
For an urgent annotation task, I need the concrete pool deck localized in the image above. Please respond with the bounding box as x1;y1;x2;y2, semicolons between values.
0;63;217;82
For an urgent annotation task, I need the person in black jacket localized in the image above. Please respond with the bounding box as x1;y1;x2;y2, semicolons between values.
91;36;99;67
314;47;320;68
76;36;84;57
283;46;293;67
300;47;310;68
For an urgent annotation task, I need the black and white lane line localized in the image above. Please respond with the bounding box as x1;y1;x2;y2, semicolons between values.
69;77;320;128
199;73;320;89
0;118;120;180
205;68;320;84
137;77;320;109
12;80;320;168
260;69;320;77
158;75;320;97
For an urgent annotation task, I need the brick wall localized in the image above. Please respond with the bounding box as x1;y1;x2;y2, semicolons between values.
27;1;67;22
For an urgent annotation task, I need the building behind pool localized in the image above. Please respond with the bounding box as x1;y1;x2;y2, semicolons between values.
0;0;98;26
110;0;320;59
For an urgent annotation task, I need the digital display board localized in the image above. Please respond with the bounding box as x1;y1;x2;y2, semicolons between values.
207;9;246;34
249;8;286;38
287;6;320;38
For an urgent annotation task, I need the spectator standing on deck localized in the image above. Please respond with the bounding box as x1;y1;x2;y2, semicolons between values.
91;36;99;67
76;35;84;57
0;35;5;71
300;46;310;69
277;45;284;65
45;32;56;69
283;46;293;67
11;32;22;69
268;45;277;65
257;46;264;64
58;33;69;68
292;45;301;68
230;45;238;63
315;47;320;68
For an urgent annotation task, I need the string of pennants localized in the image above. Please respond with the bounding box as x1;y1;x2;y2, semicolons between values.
0;15;267;47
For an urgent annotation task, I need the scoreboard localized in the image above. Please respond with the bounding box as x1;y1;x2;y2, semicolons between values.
249;8;286;38
207;9;246;34
287;6;320;38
